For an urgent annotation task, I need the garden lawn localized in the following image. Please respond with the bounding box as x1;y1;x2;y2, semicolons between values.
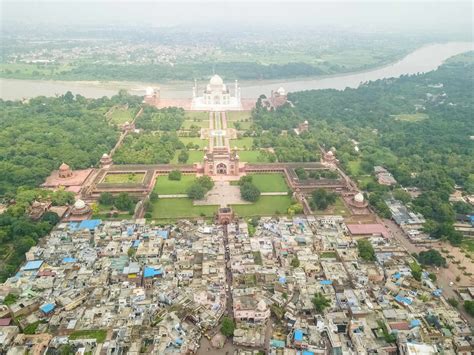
153;174;196;195
182;120;209;129
231;195;293;217
171;150;204;164
179;137;207;149
238;150;269;163
109;107;133;124
312;196;350;216
151;198;218;219
249;173;288;192
69;329;107;343
103;173;144;184
227;111;251;121
230;137;254;149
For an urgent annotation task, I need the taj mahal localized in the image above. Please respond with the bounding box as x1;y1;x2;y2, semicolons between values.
191;74;242;111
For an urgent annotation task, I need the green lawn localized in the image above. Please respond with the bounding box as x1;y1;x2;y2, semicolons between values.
151;198;218;219
312;196;350;216
461;239;474;253
171;150;204;164
109;107;133;124
237;150;270;163
92;203;133;220
153;174;196;195
230;137;254;149
182;120;209;129
103;173;144;184
249;173;289;192
227;111;251;121
232;195;293;217
393;113;429;122
69;329;107;343
185;111;209;120
179;137;207;149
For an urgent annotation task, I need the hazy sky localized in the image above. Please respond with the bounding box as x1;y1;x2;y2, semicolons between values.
1;0;472;34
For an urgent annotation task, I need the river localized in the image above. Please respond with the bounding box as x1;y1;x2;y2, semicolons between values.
0;41;472;101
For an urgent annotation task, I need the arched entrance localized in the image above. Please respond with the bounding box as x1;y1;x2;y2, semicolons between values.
216;163;227;175
213;95;221;105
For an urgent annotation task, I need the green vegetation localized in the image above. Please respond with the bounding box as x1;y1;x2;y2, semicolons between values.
168;170;182;181
392;113;429;122
237;150;272;163
108;106;134;124
97;192;137;215
240;182;261;202
291;255;300;268
417;249;447;267
103;173;144;184
179;137;207;149
153;175;196;195
244;174;288;192
320;251;337;259
220;317;235;337
151;198;217;220
377;320;397;343
312;292;330;313
3;293;18;306
253;251;263;265
310;188;337;211
230;137;254;149
410;261;423;282
464;300;474;317
447;298;459;308
232;195;293;217
23;321;41;335
311;196;350;216
69;329;107;343
170;150;204;164
114;133;184;164
135;106;185;131
187;176;214;200
357;239;376;262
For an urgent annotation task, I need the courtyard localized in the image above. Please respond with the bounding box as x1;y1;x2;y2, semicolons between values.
102;172;145;184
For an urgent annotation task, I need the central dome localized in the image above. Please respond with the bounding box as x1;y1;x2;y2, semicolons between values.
210;74;224;86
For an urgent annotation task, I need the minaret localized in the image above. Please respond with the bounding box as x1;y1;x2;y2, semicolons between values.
193;79;197;99
234;80;238;98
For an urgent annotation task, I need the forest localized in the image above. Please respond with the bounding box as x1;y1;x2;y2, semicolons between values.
251;52;474;244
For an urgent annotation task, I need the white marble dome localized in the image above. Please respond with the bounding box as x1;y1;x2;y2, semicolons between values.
74;199;86;210
354;193;364;203
102;153;109;158
210;74;224;86
277;87;286;95
145;87;154;96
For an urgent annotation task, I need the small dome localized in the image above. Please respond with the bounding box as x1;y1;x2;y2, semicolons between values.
277;87;286;95
102;153;109;158
304;120;308;124
74;199;86;210
145;87;154;96
326;151;334;157
210;74;223;86
59;162;70;171
354;193;364;203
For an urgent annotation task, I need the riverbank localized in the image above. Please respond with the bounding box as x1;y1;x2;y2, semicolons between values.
0;41;471;100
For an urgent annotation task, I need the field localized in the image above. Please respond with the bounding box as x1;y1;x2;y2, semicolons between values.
171;150;204;164
102;173;144;184
179;137;208;149
312;197;350;216
393;113;429;122
230;137;254;149
227;111;251;121
249;173;288;192
182;111;209;129
69;329;107;343
182;119;209;129
0;62;75;78
237;150;270;163
231;195;293;217
153;174;196;195
151;198;218;219
108;107;134;124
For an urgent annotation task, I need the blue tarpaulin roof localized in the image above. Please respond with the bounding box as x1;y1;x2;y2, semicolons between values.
392;272;401;280
270;339;285;348
175;338;183;345
40;303;55;314
132;240;141;248
320;279;333;285
303;352;315;355
69;219;101;231
294;329;303;341
62;257;77;263
410;319;421;328
156;230;169;239
395;295;413;305
22;260;43;271
144;266;163;278
279;276;286;284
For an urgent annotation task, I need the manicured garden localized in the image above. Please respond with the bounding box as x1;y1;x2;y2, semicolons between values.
69;329;107;343
179;137;208;149
312;196;350;216
237;150;270;163
231;195;293;217
109;107;133;124
171;150;204;164
151;198;218;219
230;137;254;149
102;172;144;184
249;173;288;192
153;174;196;195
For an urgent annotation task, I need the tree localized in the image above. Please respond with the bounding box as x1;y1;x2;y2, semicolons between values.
291;256;300;267
195;176;214;190
41;211;60;226
463;300;474;317
187;183;206;200
417;249;446;267
168;170;182;181
114;192;135;211
238;175;253;185
240;182;261;202
150;191;159;202
410;261;422;281
178;150;189;164
357;239;376;262
295;167;308;180
220;317;235;337
447;298;459;308
99;192;114;206
312;292;330;313
310;188;336;210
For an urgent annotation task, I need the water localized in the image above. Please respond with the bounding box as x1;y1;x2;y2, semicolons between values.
0;42;472;101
